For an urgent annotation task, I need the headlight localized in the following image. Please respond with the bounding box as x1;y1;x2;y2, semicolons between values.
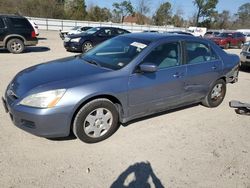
19;89;66;108
70;37;81;42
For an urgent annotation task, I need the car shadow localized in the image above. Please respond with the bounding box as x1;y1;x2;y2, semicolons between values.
122;103;199;127
110;161;164;188
46;131;77;141
25;46;50;53
0;46;50;53
37;37;47;40
240;66;250;73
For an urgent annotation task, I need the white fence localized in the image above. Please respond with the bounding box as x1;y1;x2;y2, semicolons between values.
26;16;186;33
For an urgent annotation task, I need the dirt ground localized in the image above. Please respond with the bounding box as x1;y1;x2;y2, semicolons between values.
0;31;250;188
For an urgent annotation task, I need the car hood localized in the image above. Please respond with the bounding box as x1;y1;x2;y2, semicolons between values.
10;56;111;97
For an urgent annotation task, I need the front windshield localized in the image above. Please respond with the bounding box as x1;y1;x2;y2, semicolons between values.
81;36;150;70
85;27;101;34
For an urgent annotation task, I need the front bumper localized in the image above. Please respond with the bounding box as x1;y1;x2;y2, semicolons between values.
64;41;82;52
2;95;72;138
240;52;250;65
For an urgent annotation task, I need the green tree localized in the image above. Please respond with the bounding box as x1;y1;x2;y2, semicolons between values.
153;2;172;26
236;3;250;28
112;1;134;23
136;0;151;24
88;6;112;22
172;8;184;27
66;0;87;20
193;0;218;26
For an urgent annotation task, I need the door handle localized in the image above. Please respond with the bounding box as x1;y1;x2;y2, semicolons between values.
173;72;184;78
212;66;217;70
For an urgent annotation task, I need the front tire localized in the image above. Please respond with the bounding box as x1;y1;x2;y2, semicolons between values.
73;99;119;143
7;38;25;54
82;41;93;53
224;42;230;49
202;79;226;108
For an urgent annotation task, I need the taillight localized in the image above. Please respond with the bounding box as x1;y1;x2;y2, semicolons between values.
31;30;36;38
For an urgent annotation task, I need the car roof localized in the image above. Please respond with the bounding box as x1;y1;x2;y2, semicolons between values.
0;14;25;18
122;32;195;42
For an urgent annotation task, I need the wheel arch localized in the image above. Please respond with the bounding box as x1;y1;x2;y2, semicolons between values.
70;94;124;132
4;34;26;47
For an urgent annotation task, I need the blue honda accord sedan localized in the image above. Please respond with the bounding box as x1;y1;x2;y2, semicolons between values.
2;33;239;143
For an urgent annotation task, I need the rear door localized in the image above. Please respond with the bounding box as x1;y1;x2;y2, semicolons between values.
184;41;223;102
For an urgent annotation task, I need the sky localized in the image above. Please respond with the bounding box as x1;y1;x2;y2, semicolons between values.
86;0;249;19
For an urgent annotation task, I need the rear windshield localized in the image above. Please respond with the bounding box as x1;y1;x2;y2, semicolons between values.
9;17;32;29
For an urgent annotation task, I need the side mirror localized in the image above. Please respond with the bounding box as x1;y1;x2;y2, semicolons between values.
139;63;158;73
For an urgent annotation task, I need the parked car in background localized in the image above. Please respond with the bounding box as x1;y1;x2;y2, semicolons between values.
209;32;246;49
143;30;158;33
187;26;207;37
240;41;250;67
3;33;239;143
237;29;250;41
28;20;39;36
0;14;38;53
203;31;220;39
59;26;92;39
64;27;130;52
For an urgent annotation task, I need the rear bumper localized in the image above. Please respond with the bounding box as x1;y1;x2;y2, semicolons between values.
226;65;239;83
25;38;38;46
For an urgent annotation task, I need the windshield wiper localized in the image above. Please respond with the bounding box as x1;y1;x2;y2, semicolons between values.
83;58;101;67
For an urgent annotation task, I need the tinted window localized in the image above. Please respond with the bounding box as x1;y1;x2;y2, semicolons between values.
9;18;31;29
143;42;180;69
115;29;129;34
0;18;5;28
99;28;112;36
186;42;218;64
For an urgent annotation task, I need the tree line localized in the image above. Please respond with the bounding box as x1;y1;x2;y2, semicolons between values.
0;0;249;29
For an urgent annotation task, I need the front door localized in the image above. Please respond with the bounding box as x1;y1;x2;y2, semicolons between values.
128;42;187;118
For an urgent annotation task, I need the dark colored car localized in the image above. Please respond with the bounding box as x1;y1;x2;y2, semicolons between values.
203;31;220;39
2;33;239;143
64;27;130;52
0;14;38;53
240;41;250;67
210;32;246;49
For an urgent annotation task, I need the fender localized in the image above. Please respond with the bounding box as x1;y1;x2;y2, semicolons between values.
3;34;26;46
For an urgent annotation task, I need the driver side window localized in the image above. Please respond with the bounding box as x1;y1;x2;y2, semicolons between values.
142;42;180;69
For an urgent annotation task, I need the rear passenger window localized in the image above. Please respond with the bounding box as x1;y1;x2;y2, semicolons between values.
9;18;31;29
143;42;181;69
0;18;5;28
186;42;218;64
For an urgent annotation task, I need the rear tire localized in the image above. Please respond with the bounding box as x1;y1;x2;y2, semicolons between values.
238;42;243;49
73;99;119;143
224;42;230;49
7;38;25;54
202;79;226;108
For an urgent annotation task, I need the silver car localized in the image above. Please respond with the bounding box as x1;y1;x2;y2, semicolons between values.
240;42;250;67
